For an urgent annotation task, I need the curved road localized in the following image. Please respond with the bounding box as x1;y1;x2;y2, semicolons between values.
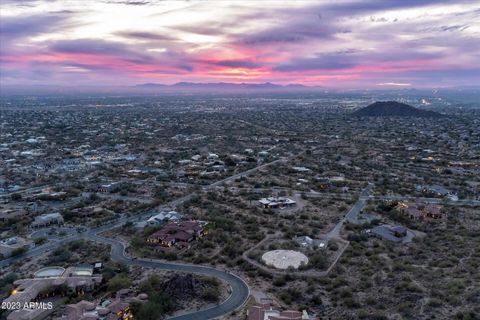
88;233;249;320
0;228;250;320
0;229;249;320
1;160;299;318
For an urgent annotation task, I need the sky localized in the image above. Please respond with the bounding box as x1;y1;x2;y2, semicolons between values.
1;0;479;89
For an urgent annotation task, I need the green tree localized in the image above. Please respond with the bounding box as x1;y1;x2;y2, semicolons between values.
11;247;27;257
131;293;173;320
107;274;132;292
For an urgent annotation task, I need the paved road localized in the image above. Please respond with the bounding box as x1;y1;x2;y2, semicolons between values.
0;230;250;320
1;160;288;318
204;158;285;190
1;160;288;316
88;233;249;320
326;184;374;239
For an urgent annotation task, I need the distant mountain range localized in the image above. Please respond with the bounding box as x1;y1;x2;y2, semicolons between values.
2;84;479;98
135;82;316;91
352;101;443;118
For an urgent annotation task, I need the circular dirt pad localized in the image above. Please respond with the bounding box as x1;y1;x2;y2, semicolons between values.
262;250;309;270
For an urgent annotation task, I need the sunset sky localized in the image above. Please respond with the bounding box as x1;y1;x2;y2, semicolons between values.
1;0;479;88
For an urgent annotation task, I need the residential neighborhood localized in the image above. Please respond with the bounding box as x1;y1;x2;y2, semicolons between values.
1;92;479;320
